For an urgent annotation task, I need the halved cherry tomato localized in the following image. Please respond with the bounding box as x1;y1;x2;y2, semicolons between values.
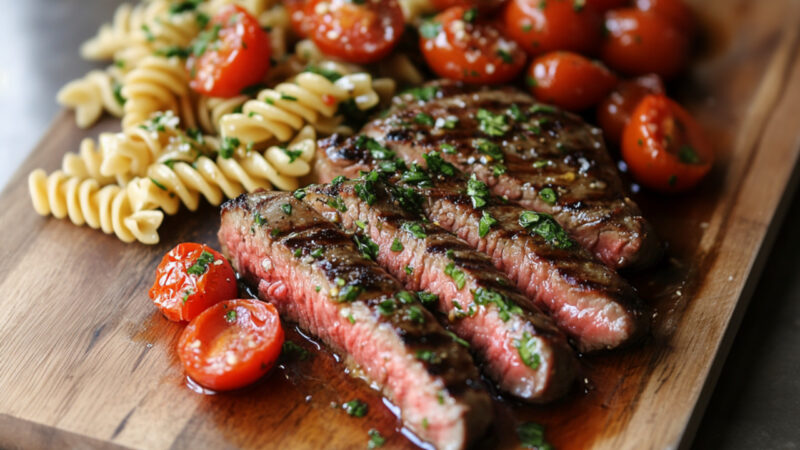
287;0;312;37
305;0;405;64
596;73;664;145
188;5;272;97
601;8;689;78
622;94;713;192
634;0;693;34
586;0;630;12
503;0;603;57
149;243;238;322
178;299;284;391
526;51;617;111
420;6;527;84
430;0;507;12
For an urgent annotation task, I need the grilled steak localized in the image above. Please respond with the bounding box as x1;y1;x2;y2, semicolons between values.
302;176;578;402
218;192;492;449
315;136;649;352
355;81;661;270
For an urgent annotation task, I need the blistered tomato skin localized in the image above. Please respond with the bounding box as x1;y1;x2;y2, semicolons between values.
526;51;617;111
305;0;405;64
597;73;665;145
503;0;603;57
420;6;527;84
148;243;238;322
178;300;284;391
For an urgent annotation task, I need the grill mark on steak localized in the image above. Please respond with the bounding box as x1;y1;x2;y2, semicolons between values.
218;191;492;449
314;136;649;353
302;179;578;402
357;80;661;270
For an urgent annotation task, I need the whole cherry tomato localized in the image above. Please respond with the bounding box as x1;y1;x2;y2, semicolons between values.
305;0;405;64
601;8;689;78
149;243;238;322
188;5;272;97
634;0;693;34
420;6;527;84
178;299;284;391
503;0;603;57
596;73;665;145
430;0;507;12
622;94;713;192
526;51;617;111
585;0;630;12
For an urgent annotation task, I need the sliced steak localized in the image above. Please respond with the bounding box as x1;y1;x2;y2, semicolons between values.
218;191;492;449
302;176;577;402
315;136;649;352
356;81;661;270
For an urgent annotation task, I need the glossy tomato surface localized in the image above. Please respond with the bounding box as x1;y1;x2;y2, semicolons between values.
585;0;630;12
430;0;507;12
503;0;603;56
634;0;693;33
597;73;665;145
420;6;527;83
305;0;405;64
149;243;238;322
178;299;284;391
622;94;713;192
526;51;617;111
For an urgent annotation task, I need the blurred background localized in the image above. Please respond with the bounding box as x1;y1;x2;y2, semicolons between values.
0;1;796;448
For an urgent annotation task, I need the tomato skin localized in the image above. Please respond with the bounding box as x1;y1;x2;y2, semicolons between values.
526;51;617;111
188;5;272;98
502;0;603;57
634;0;693;33
420;6;527;84
430;0;507;12
149;243;238;322
287;0;312;37
306;0;405;64
178;300;284;391
585;0;630;12
601;8;689;78
622;94;713;192
596;73;664;145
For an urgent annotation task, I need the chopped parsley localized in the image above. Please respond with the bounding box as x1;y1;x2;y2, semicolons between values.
678;144;701;164
187;250;215;276
342;400;368;417
354;174;378;205
353;234;379;261
304;65;342;82
444;262;466;290
225;309;237;323
169;0;202;14
326;197;347;212
253;211;266;226
517;422;553;450
283;147;303;163
281;203;292;215
475;138;504;162
415;349;441;363
112;81;126;105
355;135;395;160
419;20;442;39
396;291;416;304
405;305;425;324
337;284;363;302
182;289;193;304
293;189;306;200
441;143;457;154
220;136;240;159
473;287;522;321
476;108;510;136
368;429;385;448
463;7;477;22
150;177;167;191
310;247;324;259
466;175;490;209
508;103;526;121
447;330;470;348
390;238;404;252
538;187;558;205
401;163;432;187
280;93;298;101
478;210;498;238
519;211;573;249
401;222;427;239
424;151;456;176
529;104;556;115
496;49;514;64
414;112;435;126
377;299;396;316
492;164;507;177
282;341;311;361
192;23;222;57
516;331;541;370
417;291;438;307
331;175;346;187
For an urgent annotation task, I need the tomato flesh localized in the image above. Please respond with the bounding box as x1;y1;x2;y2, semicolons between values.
420;6;527;84
503;0;603;57
149;243;238;322
178;300;284;391
621;94;713;192
526;51;617;111
188;5;272;98
585;0;630;12
596;73;665;145
306;0;405;64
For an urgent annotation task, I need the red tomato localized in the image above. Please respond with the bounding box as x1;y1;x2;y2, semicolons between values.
596;73;664;145
585;0;630;12
430;0;507;12
305;0;405;64
149;243;238;322
622;94;713;192
420;6;527;84
287;0;312;37
526;51;617;111
634;0;693;33
601;8;689;78
188;5;272;97
178;300;284;391
502;0;603;57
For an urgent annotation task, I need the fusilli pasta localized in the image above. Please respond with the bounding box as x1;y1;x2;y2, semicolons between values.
121;56;189;129
57;70;125;128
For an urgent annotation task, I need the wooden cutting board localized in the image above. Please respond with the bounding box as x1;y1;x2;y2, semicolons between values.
2;1;800;448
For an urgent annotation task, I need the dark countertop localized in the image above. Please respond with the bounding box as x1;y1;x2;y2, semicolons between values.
0;1;797;448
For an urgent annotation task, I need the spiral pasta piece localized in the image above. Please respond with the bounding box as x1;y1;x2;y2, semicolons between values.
121;56;189;129
28;169;164;244
195;95;249;134
61;137;116;185
80;3;151;61
57;70;125;128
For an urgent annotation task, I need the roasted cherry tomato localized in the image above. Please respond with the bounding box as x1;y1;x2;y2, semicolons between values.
188;5;272;98
601;8;688;78
287;0;312;37
149;243;238;322
585;0;630;12
430;0;507;12
634;0;693;33
305;0;405;64
622;94;713;192
420;6;527;84
503;0;603;57
178;299;284;391
526;51;617;111
596;73;664;145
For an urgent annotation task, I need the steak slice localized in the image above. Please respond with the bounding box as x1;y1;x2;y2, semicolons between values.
315;136;649;353
302;177;578;402
357;80;661;270
218;191;492;450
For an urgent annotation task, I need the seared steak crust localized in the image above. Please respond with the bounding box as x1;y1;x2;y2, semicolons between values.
357;81;661;270
303;179;578;402
218;192;491;449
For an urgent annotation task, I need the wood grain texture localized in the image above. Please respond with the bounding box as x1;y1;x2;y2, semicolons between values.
1;1;799;448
